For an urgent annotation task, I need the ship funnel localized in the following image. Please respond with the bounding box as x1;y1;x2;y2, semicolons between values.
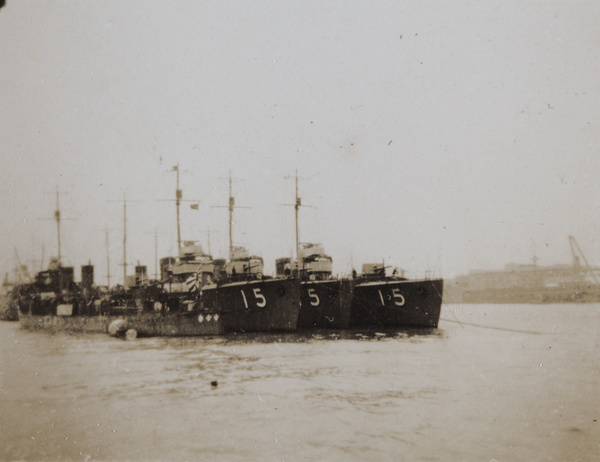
81;265;94;289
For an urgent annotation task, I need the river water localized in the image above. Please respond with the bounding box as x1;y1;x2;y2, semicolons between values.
1;303;598;461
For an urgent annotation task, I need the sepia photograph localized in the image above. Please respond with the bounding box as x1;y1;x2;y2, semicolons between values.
0;1;598;460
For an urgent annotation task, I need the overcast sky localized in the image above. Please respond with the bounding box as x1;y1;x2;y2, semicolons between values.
1;1;599;284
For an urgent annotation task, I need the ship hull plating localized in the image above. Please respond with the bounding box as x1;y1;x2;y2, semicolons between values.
350;279;443;328
19;312;114;334
19;310;223;337
298;279;354;329
116;311;222;337
204;278;300;333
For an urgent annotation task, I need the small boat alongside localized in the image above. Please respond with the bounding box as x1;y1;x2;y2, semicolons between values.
105;166;223;338
107;309;222;338
106;243;223;338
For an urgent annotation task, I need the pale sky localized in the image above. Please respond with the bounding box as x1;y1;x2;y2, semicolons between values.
1;1;599;285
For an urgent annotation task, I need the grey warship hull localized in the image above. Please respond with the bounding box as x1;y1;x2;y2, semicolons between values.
350;278;443;328
202;278;301;333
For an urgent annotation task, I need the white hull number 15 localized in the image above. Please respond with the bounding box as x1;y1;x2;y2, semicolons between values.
378;288;405;307
240;288;267;309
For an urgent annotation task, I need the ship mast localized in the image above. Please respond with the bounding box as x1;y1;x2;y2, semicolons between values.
110;192;140;284
159;164;201;254
174;164;182;251
215;171;249;260
283;170;312;274
122;192;127;283
294;170;300;271
206;228;212;255
154;228;158;280
106;227;111;287
54;185;62;267
40;185;70;267
227;171;234;257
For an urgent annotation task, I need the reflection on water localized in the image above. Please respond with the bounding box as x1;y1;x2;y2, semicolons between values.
1;304;599;461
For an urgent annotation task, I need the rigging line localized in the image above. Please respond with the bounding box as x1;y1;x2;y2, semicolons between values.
441;305;465;328
439;318;546;335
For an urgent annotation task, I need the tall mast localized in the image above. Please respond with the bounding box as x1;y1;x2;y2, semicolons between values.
214;171;249;260
54;185;62;267
122;192;127;283
154;228;158;280
158;165;201;254
108;193;138;284
175;164;182;251
40;186;73;267
106;227;111;287
283;170;312;272
207;228;212;255
294;170;300;271
228;170;234;256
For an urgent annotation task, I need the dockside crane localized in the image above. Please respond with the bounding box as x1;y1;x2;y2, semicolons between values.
568;235;600;286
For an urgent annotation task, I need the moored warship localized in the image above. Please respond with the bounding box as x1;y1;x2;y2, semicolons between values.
105;165;223;337
201;246;300;332
276;172;352;329
15;171;443;337
199;173;300;333
278;170;443;330
276;244;354;329
18;184;222;337
350;263;444;328
17;260;114;334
